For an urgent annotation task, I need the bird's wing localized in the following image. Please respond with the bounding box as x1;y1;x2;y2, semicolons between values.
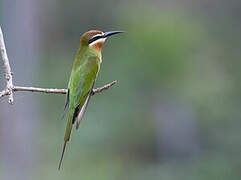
61;89;69;120
75;81;95;129
69;56;99;126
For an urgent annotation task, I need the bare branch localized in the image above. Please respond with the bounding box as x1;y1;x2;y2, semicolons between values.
11;80;117;96
0;89;9;98
0;26;116;103
92;80;117;95
0;27;14;104
13;86;67;94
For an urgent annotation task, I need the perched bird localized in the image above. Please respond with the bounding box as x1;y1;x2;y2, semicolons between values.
58;30;124;170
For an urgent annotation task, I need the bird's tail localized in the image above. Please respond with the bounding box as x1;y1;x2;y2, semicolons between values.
58;140;67;170
58;113;73;170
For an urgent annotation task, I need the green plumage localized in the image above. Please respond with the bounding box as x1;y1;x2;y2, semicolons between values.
58;42;101;170
65;47;100;140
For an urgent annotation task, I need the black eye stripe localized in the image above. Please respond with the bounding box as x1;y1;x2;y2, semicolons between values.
88;35;103;44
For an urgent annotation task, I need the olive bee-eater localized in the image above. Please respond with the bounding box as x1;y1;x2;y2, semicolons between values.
58;30;124;170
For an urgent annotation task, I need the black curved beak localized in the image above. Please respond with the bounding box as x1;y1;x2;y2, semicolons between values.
103;31;125;38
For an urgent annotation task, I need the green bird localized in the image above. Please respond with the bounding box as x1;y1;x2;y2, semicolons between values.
58;30;124;170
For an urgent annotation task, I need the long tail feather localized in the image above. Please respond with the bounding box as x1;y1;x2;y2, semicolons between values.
58;141;67;170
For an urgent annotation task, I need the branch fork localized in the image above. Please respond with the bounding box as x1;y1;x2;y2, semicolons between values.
0;26;116;104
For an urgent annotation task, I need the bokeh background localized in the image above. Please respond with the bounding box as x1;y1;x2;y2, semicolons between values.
1;0;241;179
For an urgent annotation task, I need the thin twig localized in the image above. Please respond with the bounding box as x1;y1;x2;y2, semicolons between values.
13;86;67;94
91;80;117;95
11;80;116;95
0;27;13;104
0;26;117;104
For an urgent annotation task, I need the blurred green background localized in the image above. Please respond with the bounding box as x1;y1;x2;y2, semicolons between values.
1;0;241;179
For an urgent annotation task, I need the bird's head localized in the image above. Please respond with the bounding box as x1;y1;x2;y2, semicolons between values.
80;30;124;51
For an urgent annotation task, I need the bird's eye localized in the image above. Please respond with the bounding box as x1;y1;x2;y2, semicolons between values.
88;34;103;44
